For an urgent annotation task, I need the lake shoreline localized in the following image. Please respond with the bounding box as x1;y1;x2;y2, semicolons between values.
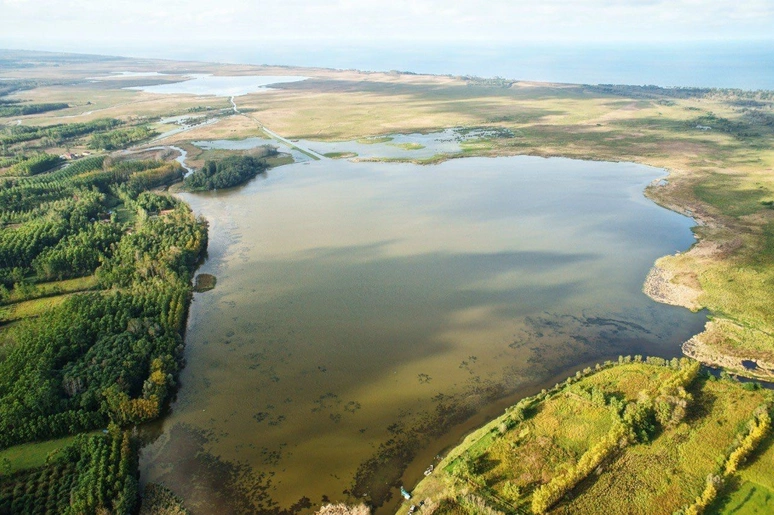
148;151;703;514
156;118;732;513
2;49;773;515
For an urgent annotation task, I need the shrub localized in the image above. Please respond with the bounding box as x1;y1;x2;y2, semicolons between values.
531;420;629;513
725;410;771;475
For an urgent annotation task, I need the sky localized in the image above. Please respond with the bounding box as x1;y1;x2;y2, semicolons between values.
1;0;773;55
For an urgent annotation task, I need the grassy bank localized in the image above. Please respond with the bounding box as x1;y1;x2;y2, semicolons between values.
401;358;773;514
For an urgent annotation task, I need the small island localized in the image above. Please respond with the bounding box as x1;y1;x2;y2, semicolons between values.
183;154;273;191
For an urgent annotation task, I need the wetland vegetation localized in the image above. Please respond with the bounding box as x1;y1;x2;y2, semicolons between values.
403;358;773;515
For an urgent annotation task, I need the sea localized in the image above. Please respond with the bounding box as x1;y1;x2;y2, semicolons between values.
115;40;774;91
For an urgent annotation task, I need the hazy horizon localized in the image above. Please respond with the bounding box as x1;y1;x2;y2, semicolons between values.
3;0;773;89
3;40;773;91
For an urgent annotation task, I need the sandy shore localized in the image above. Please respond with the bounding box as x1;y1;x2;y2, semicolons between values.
644;245;774;381
682;322;774;381
642;264;701;312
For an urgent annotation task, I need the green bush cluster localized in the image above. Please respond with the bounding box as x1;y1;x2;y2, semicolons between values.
183;155;268;191
0;102;69;118
87;126;156;151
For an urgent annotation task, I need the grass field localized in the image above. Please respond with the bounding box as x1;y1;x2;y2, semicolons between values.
712;432;774;514
0;294;73;323
4;276;97;304
0;433;91;476
715;481;774;515
403;360;773;515
466;392;615;506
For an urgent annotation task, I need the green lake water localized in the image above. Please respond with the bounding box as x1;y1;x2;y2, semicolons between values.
139;155;705;514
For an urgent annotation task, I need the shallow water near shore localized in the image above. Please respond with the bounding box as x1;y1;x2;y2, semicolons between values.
139;155;705;514
126;74;308;96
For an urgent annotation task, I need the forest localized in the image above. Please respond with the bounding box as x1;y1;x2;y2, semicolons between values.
88;126;157;151
0;118;122;148
0;102;69;118
0;150;207;513
0;427;138;514
4;153;62;177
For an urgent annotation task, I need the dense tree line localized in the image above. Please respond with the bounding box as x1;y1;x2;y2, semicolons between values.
690;112;772;140
0;102;69;117
88;126;156;151
585;84;774;101
0;158;184;286
0;197;206;445
32;222;124;280
0;287;187;445
0;190;105;286
0;156;105;224
183;154;269;190
0;151;207;511
0;79;58;99
0;118;121;147
7;153;62;176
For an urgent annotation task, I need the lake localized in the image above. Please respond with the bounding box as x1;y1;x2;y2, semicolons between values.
124;74;308;96
139;155;706;514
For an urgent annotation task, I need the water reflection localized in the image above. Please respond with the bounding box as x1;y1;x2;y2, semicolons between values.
140;156;705;514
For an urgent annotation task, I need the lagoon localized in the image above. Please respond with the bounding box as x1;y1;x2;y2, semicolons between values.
139;155;705;514
126;74;307;97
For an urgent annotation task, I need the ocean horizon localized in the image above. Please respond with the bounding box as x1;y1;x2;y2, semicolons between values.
9;40;770;91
